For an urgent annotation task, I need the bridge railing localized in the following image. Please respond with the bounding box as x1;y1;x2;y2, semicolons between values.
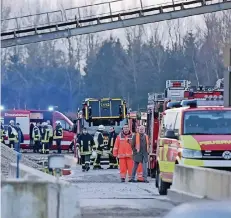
1;0;228;35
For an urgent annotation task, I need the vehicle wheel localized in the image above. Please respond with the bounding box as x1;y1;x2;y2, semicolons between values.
151;168;156;178
157;169;170;195
69;142;74;153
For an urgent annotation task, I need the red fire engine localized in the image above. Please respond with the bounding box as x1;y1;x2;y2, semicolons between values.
146;79;224;178
0;108;75;151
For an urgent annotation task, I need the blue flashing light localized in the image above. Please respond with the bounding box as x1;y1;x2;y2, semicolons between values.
181;100;197;108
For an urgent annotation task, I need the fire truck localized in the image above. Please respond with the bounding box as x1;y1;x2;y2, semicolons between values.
79;98;128;165
146;79;224;178
0;108;75;151
127;110;147;133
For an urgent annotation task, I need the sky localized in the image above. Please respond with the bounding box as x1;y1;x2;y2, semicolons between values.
1;0;204;73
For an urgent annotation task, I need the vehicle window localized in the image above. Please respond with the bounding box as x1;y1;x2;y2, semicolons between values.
159;115;165;138
56;120;71;131
165;111;177;130
183;110;231;135
174;113;181;135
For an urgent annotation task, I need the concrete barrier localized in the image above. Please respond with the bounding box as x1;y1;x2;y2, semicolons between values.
1;179;81;218
64;155;78;168
168;165;231;203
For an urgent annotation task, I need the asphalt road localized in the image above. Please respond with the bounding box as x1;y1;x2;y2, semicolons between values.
62;165;177;218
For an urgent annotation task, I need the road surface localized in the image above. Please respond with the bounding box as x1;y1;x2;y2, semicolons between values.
62;165;177;218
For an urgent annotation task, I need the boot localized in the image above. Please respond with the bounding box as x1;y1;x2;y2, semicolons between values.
107;165;114;169
113;166;118;169
86;164;90;171
121;178;125;182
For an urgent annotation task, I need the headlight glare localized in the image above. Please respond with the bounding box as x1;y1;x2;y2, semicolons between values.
182;148;202;158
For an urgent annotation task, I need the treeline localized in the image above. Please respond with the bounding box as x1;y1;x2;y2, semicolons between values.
1;11;231;112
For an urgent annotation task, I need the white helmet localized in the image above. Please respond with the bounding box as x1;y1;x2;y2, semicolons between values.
98;125;105;131
55;121;61;125
10;120;14;125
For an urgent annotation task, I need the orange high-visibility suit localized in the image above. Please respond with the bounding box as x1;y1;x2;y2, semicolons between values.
113;131;133;180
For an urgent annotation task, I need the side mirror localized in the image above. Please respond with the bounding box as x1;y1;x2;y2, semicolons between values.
165;130;178;140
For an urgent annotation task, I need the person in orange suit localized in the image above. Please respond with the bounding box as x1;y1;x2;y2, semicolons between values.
113;124;133;182
135;126;144;182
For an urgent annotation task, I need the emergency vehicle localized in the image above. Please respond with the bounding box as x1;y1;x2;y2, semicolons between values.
0;109;75;151
146;79;225;180
127;110;147;133
79;98;128;165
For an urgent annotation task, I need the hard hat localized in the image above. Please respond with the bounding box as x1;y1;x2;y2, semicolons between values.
98;125;105;131
55;121;61;125
10;120;14;124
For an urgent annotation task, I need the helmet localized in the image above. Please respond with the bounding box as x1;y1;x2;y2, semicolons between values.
10;120;14;124
55;121;61;125
98;125;105;131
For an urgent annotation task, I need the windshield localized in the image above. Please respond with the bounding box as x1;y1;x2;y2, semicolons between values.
83;118;127;135
183;110;231;135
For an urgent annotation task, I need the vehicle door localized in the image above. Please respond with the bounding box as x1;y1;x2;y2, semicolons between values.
158;111;178;174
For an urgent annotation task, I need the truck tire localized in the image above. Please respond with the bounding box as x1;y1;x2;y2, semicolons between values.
156;168;170;195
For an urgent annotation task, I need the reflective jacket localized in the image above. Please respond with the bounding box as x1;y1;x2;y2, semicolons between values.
53;124;63;139
1;124;5;142
93;130;104;151
77;133;94;155
47;124;53;138
7;125;18;141
113;131;133;158
32;126;41;141
41;125;49;143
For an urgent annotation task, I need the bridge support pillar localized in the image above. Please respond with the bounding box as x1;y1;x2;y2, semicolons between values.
224;45;231;107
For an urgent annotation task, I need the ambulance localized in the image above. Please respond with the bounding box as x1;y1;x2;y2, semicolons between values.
1;108;75;151
155;82;231;195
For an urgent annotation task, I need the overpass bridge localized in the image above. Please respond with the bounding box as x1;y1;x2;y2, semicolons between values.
1;0;231;48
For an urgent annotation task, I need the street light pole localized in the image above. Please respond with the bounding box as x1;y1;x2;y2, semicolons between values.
224;45;231;107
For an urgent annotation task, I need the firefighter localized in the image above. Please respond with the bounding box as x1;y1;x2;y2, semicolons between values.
107;126;118;169
113;124;133;182
7;120;18;149
1;121;5;144
32;122;41;153
47;120;53;152
93;125;105;170
15;123;24;151
77;127;94;172
53;121;63;154
40;122;49;154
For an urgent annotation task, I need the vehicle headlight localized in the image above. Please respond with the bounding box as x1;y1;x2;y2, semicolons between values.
182;149;202;159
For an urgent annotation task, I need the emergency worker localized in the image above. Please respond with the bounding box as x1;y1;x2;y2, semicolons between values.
0;122;6;143
32;123;41;153
77;127;94;172
113;124;133;182
130;125;149;183
53;121;63;154
29;122;34;146
93;125;105;170
47;120;53;151
135;125;145;182
108;126;118;169
7;120;18;149
15;123;24;151
40;122;49;154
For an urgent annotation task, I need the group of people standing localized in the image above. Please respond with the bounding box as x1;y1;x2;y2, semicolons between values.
30;120;63;154
0;120;63;154
77;123;149;183
1;120;24;151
